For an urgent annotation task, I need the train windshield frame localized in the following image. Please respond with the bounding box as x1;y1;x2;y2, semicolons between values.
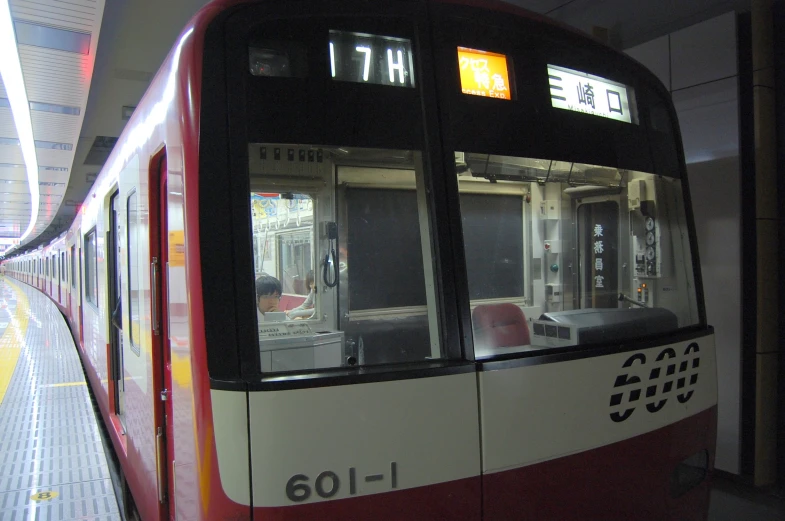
199;0;706;382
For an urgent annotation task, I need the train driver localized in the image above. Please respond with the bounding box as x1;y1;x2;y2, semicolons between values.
256;274;283;322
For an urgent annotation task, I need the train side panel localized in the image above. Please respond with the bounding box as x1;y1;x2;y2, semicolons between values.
479;336;717;520
169;4;254;518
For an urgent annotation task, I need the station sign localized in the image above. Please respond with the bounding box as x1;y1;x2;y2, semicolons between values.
457;47;512;100
548;65;636;124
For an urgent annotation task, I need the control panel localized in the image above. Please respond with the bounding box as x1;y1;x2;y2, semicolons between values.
629;179;659;279
259;321;316;339
258;323;345;372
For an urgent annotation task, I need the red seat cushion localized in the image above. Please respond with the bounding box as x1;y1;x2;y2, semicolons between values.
472;303;530;348
279;293;306;311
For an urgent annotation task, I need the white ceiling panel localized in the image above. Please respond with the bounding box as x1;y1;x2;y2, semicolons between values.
19;48;87;105
31;148;72;167
0;145;24;165
12;0;100;31
0;109;19;137
0;0;105;252
29;112;81;141
38;174;70;186
0;164;26;175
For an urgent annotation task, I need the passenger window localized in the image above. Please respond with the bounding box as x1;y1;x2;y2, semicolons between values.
454;152;700;358
84;230;98;306
61;252;66;282
71;246;76;288
127;191;140;349
248;144;442;373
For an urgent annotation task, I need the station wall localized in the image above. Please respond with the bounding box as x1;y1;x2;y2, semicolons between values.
626;12;742;474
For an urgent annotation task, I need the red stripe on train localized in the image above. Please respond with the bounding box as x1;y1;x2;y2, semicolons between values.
252;407;715;520
253;476;482;520
483;406;717;521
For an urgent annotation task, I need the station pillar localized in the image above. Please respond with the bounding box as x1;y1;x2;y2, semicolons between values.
750;0;779;488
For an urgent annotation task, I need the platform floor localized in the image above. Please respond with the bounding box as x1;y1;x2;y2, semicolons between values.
0;277;120;521
709;474;785;521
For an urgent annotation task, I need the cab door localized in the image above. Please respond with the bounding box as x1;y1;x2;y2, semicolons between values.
57;253;61;304
108;192;126;427
148;151;175;521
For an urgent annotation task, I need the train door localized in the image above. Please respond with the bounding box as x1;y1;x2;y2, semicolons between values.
62;251;67;306
149;152;174;520
79;240;84;347
573;196;629;311
65;251;69;310
108;192;126;426
69;246;74;315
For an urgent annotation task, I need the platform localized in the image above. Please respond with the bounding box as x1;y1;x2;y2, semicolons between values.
0;277;120;521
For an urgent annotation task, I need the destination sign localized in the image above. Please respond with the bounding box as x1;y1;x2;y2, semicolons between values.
548;65;636;124
329;30;415;88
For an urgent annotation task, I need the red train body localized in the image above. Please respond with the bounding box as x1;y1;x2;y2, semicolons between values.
5;1;717;520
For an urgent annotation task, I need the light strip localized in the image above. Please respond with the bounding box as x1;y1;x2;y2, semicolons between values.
0;0;39;247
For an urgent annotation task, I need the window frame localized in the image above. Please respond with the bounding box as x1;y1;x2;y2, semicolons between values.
84;228;98;308
126;189;140;349
274;226;314;296
71;246;76;288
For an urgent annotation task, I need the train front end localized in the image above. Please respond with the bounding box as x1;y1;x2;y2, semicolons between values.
192;1;716;519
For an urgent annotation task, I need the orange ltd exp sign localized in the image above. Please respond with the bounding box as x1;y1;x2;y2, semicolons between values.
457;47;512;100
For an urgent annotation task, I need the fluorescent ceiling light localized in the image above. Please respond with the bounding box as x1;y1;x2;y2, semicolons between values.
0;0;39;246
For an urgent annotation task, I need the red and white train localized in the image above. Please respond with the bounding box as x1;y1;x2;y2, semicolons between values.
4;0;717;519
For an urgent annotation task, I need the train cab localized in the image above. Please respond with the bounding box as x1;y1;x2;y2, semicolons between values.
246;146;698;369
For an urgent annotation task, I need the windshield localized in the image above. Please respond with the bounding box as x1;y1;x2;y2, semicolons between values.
455;152;699;358
249;144;443;374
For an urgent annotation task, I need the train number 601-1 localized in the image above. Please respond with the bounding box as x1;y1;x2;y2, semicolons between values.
286;471;340;502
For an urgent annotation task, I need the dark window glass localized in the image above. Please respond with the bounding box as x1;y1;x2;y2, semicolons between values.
85;230;97;306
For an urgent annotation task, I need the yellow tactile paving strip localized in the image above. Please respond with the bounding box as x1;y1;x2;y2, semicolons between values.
0;278;29;406
0;277;121;519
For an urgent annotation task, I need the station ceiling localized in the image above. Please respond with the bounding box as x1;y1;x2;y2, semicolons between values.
0;0;750;255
